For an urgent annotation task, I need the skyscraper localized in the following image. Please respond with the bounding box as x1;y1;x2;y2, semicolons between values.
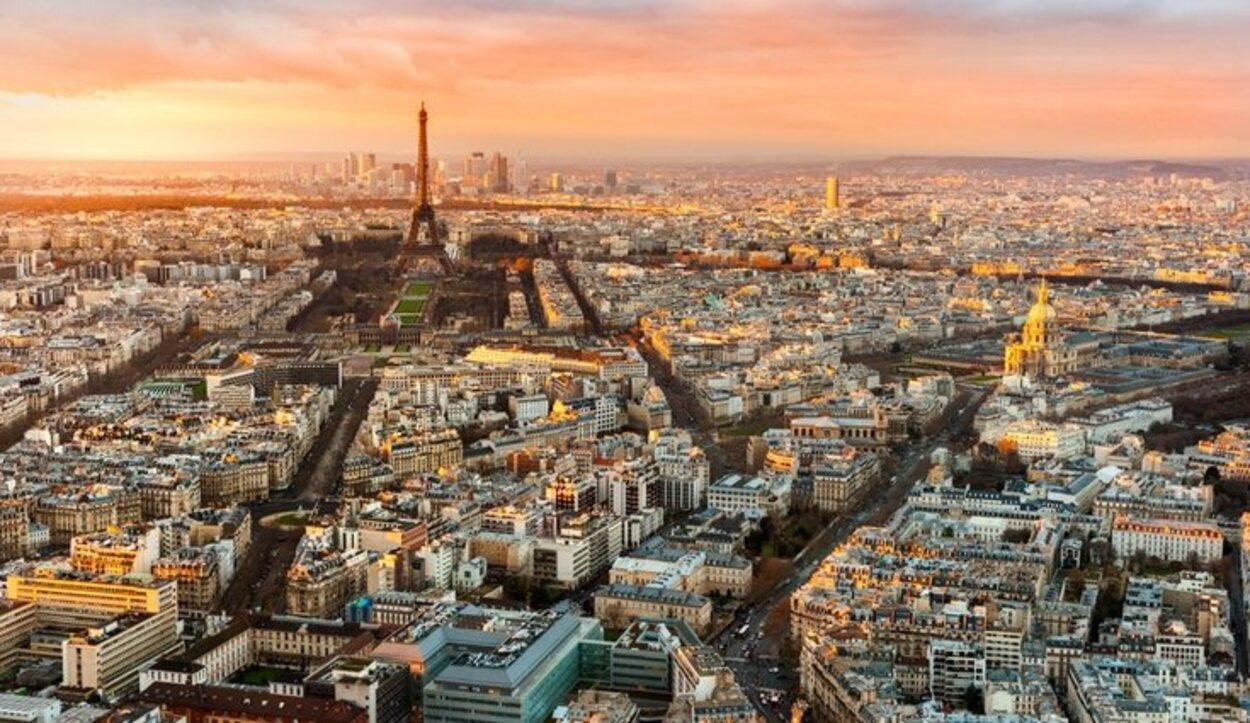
514;153;528;195
824;176;840;211
550;172;563;193
604;169;618;191
489;152;509;193
463;152;487;186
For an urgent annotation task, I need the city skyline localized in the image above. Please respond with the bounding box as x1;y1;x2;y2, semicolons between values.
3;3;1250;721
2;0;1250;162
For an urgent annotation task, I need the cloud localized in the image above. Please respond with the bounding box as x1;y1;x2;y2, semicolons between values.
0;0;1248;158
3;0;1239;95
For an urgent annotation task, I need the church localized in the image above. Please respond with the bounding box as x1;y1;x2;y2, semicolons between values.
1003;279;1079;379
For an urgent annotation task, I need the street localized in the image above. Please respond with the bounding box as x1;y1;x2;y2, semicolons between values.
711;387;988;722
1227;540;1248;676
218;376;377;615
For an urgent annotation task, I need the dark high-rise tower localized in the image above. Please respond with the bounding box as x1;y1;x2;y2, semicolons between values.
411;102;437;245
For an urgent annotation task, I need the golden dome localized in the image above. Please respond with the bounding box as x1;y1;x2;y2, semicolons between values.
1025;278;1056;324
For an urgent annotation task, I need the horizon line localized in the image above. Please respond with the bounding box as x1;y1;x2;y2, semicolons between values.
1;152;1247;168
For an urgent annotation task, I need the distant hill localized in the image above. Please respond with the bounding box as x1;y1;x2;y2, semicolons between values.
838;155;1230;179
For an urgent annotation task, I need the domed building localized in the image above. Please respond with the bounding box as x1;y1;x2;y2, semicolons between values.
1003;279;1078;379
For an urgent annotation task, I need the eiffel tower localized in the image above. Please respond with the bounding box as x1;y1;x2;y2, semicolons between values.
408;102;438;246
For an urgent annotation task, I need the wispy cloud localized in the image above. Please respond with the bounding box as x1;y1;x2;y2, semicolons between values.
0;0;1247;158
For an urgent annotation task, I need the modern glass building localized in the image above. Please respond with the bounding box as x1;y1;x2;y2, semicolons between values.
422;610;604;723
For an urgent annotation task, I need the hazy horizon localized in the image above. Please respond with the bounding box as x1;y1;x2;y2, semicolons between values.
2;152;1249;171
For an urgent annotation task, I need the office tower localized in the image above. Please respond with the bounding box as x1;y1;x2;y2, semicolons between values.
362;153;377;176
341;155;352;183
7;563;180;695
515;153;528;194
421;609;603;723
824;176;839;210
489;152;509;193
463;152;487;185
550;172;564;192
604;169;618;190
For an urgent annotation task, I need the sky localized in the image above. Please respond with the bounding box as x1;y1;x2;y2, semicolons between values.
1;0;1248;162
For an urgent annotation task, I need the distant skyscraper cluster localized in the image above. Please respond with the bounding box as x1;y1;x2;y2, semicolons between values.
332;151;416;192
304;138;628;201
341;152;377;182
460;150;515;194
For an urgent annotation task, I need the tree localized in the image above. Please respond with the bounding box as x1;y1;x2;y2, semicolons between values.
1067;570;1087;597
1001;528;1032;544
600;601;628;631
1090;576;1125;642
502;574;532;605
744;517;776;556
1215;475;1249;516
961;686;984;715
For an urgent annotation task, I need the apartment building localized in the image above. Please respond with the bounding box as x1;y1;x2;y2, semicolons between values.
199;457;269;507
1111;516;1224;564
0;601;36;677
707;474;790;518
384;428;463;476
0;495;31;562
928;640;986;707
1002;420;1087;462
33;485;142;546
811;448;881;514
152;549;221;617
532;514;623;589
287;538;371;618
594;585;713;637
69;525;162;576
5;563;178;629
63;611;182;696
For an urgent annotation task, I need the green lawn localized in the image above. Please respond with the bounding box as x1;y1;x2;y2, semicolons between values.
234;666;286;686
404;281;431;297
394;297;426;315
722;417;783;437
1198;324;1250;340
274;513;309;527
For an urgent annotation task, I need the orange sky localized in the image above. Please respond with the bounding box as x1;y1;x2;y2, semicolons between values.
1;0;1248;161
